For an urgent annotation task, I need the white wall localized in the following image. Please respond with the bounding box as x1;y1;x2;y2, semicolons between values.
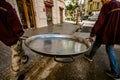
52;0;65;24
52;0;59;24
7;0;65;28
33;0;47;28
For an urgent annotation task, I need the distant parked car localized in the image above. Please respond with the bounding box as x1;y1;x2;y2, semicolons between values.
81;16;88;20
88;11;100;21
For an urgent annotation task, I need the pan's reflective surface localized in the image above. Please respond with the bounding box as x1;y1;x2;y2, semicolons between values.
25;34;90;56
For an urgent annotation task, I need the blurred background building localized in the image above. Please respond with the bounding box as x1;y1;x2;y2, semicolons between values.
6;0;102;29
65;0;102;21
6;0;65;29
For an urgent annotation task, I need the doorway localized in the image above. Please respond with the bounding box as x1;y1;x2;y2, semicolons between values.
46;6;53;26
59;7;63;23
16;0;36;29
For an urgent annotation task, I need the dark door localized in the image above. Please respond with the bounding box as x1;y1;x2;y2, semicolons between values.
60;8;63;23
46;6;53;26
16;0;36;29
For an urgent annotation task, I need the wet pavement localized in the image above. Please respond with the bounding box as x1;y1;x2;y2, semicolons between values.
0;21;120;80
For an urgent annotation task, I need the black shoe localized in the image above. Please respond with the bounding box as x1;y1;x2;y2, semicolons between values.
106;70;120;80
21;55;29;64
83;54;93;62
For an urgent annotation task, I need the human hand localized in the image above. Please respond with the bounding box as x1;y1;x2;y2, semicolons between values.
19;36;28;40
88;36;94;42
19;36;24;40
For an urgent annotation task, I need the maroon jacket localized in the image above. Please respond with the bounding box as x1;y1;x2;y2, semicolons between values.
90;0;120;44
0;0;24;46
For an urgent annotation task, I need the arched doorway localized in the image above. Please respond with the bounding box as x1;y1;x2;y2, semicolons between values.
44;0;54;26
16;0;36;29
46;6;53;26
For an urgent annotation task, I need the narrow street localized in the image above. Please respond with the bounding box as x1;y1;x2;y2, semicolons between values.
0;21;120;80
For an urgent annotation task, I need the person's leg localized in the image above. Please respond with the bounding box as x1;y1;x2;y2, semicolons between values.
17;39;28;64
106;44;119;75
10;39;28;78
11;40;22;73
85;40;101;59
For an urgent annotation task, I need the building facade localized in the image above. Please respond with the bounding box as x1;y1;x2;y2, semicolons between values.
6;0;65;29
84;0;102;16
88;0;102;11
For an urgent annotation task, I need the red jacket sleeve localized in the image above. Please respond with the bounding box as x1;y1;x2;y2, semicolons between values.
90;4;110;37
3;2;24;37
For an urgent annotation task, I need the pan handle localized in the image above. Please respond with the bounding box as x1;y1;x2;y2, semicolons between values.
85;38;94;45
54;56;75;63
